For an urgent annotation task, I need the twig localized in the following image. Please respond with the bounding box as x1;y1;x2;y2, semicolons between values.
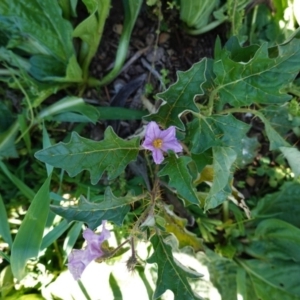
120;46;150;74
141;58;165;90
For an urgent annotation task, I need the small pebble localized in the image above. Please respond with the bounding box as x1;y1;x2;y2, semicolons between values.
158;32;170;44
113;24;123;35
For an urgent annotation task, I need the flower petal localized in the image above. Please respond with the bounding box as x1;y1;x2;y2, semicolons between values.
141;139;155;151
145;121;160;140
67;221;111;280
152;148;164;164
67;249;94;280
159;126;176;141
83;222;111;256
161;139;182;153
142;122;161;150
99;220;111;242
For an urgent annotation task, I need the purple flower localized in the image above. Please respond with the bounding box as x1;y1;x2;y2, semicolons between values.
142;121;182;164
67;220;111;280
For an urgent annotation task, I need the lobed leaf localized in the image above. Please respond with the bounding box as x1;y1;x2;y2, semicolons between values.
160;204;203;251
159;153;199;205
214;37;300;107
148;234;202;300
51;187;143;229
35;127;140;185
188;114;250;154
204;146;237;211
145;59;207;130
260;114;289;150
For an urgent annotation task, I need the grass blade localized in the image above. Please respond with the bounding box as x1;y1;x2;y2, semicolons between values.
11;176;51;280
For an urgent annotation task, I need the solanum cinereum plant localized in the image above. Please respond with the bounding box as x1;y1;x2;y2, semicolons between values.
35;36;300;299
67;122;183;280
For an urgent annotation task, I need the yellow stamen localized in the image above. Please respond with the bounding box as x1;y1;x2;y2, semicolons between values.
153;138;163;149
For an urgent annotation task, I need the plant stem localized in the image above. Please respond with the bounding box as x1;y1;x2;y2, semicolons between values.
184;18;228;35
249;5;258;44
207;89;219;116
223;201;229;222
219;107;263;118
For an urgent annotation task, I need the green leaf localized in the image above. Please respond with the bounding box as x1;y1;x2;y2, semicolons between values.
279;147;300;177
18;113;31;153
58;0;78;19
261;105;294;136
0;251;10;263
62;221;82;263
0;121;19;159
198;248;238;300
136;266;154;299
64;54;82;82
261;114;289;150
50;187;143;229
40;219;72;250
0;48;30;72
214;37;300;108
245;219;300;262
38;96;100;124
0;102;13;132
42;125;53;176
159;154;199;205
148;234;202;300
5;294;44;300
98;0;143;86
236;266;260;300
11;176;51;280
29;55;66;80
161;205;203;251
145;60;207;130
0;161;35;200
235;136;260;168
179;0;219;29
0;0;74;62
0;0;77;81
252;181;300;228
188;114;250;154
205;146;237;210
97;107;146;120
34;127;140;184
73;0;110;78
109;273;123;300
28;54;82;82
191;150;213;173
0;195;12;247
0;266;14;298
238;258;300;299
223;36;259;62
